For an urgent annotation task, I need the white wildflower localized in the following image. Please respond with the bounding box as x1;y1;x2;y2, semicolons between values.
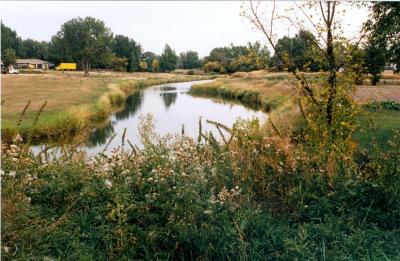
104;179;113;189
9;171;16;178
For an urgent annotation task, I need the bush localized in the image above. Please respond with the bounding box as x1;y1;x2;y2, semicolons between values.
203;61;225;74
2;115;399;259
363;100;400;111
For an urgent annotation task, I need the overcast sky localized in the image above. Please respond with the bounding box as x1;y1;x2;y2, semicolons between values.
0;1;369;57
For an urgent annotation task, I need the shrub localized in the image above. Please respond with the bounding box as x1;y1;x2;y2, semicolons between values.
203;61;225;74
363;100;400;111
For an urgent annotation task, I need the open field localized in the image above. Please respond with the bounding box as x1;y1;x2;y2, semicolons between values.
1;71;212;138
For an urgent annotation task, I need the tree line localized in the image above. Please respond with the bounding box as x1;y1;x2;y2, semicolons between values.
1;3;397;82
1;18;203;75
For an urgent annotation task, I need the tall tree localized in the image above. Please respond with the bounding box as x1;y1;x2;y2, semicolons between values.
142;51;156;72
21;39;49;60
50;17;113;76
273;30;322;72
244;1;367;166
366;2;400;73
112;35;142;72
180;50;201;69
2;48;17;68
1;23;23;57
364;43;387;85
152;58;160;72
159;44;178;72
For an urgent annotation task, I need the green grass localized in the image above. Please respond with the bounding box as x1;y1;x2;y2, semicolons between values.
354;109;400;151
2;115;399;260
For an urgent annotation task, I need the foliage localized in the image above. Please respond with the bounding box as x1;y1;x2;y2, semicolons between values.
142;51;156;72
49;17;114;76
203;61;225;74
2;48;17;68
272;30;323;72
152;58;160;72
1;22;24;57
363;100;400;111
159;44;178;72
139;61;148;72
364;42;387;85
205;41;270;73
366;2;400;73
112;35;142;72
21;39;50;61
2;115;400;260
346;44;367;85
180;50;201;69
105;55;128;72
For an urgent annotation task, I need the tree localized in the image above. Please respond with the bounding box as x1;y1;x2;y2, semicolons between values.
247;41;270;70
273;30;322;72
105;55;128;71
50;17;113;76
142;51;156;72
2;48;16;68
243;1;367;167
347;45;367;85
140;61;148;72
364;42;387;85
180;50;201;69
1;23;23;57
112;35;142;72
152;58;160;72
205;42;270;73
366;3;400;73
159;44;178;72
21;39;49;60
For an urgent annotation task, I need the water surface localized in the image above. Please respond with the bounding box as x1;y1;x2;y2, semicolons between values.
85;80;267;154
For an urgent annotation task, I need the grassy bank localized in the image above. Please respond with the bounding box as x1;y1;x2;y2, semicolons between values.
190;71;295;112
2;115;399;260
1;72;212;140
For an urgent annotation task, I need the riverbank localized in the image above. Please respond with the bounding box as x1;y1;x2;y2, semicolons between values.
190;71;295;112
1;72;214;140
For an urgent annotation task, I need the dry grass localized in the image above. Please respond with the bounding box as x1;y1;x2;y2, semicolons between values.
355;71;400;103
1;71;202;114
1;71;211;137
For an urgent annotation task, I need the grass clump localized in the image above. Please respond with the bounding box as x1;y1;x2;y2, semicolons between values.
2;114;400;260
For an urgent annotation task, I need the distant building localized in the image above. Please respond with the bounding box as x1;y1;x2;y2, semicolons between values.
15;59;49;69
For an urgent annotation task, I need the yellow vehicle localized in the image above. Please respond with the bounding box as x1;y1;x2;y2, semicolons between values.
56;63;77;71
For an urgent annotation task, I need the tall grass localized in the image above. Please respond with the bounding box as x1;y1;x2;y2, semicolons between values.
2;113;399;260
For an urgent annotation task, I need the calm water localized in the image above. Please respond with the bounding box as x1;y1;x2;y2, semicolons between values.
83;80;267;154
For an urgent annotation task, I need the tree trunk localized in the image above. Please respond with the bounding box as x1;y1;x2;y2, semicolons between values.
324;2;337;141
82;58;90;76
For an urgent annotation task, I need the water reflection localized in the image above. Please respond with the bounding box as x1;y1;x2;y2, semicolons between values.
160;92;177;109
88;121;115;147
85;80;266;154
115;92;143;120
